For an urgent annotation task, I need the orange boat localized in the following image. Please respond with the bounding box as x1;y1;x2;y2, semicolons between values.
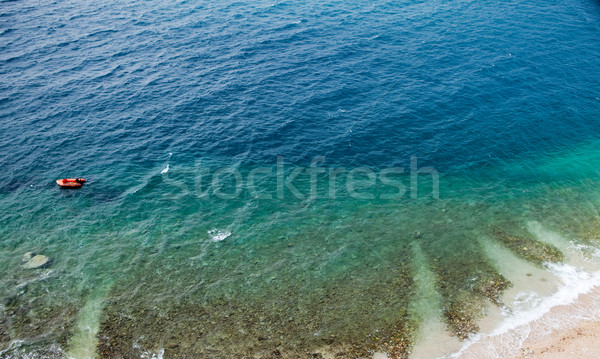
56;178;86;188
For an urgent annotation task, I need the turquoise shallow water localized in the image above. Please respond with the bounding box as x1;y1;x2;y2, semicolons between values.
1;0;600;358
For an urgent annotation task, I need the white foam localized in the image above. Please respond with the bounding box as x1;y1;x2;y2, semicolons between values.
140;348;164;359
0;340;26;356
570;241;600;265
449;263;600;358
504;291;543;315
160;153;172;174
0;341;66;358
208;229;231;242
14;269;54;291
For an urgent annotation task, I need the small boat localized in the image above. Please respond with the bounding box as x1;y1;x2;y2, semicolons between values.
56;178;86;188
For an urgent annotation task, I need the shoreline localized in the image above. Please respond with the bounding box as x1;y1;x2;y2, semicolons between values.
453;285;600;359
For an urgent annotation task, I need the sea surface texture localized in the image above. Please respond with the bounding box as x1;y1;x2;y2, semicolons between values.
1;0;600;358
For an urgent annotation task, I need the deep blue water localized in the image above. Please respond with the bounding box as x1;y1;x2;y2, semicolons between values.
2;0;600;358
2;0;600;184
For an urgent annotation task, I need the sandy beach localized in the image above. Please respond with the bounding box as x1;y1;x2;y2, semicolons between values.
455;286;600;359
507;319;600;359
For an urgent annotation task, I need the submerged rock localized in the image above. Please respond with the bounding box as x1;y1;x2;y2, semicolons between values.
23;254;50;269
22;251;34;263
